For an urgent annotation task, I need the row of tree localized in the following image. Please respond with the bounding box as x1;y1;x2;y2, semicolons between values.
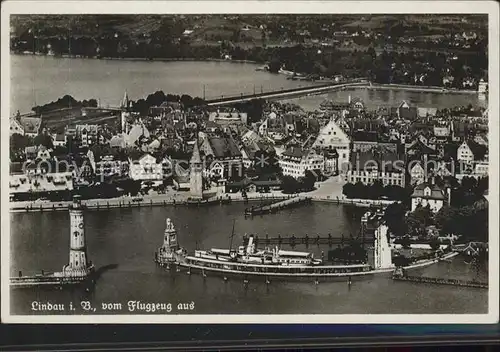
31;95;98;114
280;170;318;194
384;198;488;242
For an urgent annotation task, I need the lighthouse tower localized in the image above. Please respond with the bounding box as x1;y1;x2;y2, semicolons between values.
189;134;203;199
63;196;92;277
121;91;131;134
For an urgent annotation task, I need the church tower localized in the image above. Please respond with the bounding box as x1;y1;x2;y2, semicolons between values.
189;135;203;199
64;196;92;277
121;91;130;134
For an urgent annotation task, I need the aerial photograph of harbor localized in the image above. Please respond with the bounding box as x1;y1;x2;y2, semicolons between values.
4;7;496;320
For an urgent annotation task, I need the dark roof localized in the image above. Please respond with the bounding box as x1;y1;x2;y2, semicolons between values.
54;134;66;141
348;119;383;132
465;140;487;160
205;121;219;129
19;116;42;134
284;114;295;125
352;130;378;142
350;150;404;172
227;178;282;188
10;162;24;174
452;121;473;138
207;137;242;159
391;106;418;120
411;183;447;200
407;139;436;155
91;145;128;162
443;143;460;160
128;150;149;161
282;147;309;159
409;123;433;134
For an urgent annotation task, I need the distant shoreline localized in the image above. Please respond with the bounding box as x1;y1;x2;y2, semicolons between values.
363;83;478;95
12;52;261;65
12;52;481;95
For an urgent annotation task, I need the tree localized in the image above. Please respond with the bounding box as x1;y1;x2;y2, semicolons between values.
281;175;300;194
268;59;281;73
300;170;316;191
10;133;31;151
405;205;432;237
33;133;54;150
384;202;407;237
434;205;458;236
342;183;355;198
400;236;411;249
429;238;441;251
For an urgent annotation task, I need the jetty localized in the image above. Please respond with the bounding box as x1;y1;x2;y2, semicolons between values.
244;196;312;216
243;234;374;247
10;271;96;288
392;272;488;289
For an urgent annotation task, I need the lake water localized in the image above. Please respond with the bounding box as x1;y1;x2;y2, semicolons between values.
10;55;319;115
10;203;488;315
10;54;486;115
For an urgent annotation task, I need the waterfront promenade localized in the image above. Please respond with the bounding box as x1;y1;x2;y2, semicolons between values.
9;179;395;212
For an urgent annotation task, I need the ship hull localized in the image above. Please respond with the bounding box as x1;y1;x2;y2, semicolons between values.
171;262;393;282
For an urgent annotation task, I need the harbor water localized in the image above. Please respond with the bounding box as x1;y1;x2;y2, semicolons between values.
10;203;488;315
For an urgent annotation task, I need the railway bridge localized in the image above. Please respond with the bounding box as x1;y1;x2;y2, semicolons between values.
205;80;370;106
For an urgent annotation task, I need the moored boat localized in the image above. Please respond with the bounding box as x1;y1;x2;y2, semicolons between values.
155;218;460;281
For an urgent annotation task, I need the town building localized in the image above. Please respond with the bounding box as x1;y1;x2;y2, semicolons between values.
346;150;405;187
9;160;74;200
478;79;488;94
9;114;25;136
311;118;350;174
418;107;438;119
225;178;282;193
75;124;101;148
409;162;425;186
474;133;488;147
172;163;190;191
391;101;418;120
258;112;289;143
87;147;129;182
128;152;164;183
9;113;43;137
52;133;67;147
410;182;450;213
433;126;451;141
199;135;243;181
457;140;486;164
279;147;324;179
209;109;248;125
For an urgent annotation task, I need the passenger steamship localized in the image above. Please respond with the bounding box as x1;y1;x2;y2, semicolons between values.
154;218;399;280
